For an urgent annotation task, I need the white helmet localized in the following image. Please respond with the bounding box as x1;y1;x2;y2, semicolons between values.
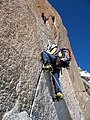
49;44;57;52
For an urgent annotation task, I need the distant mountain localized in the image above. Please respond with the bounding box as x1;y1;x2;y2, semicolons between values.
79;67;90;80
79;67;90;95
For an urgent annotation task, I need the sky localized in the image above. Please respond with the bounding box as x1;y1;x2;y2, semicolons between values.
48;0;90;72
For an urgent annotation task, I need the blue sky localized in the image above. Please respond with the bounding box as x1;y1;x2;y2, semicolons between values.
48;0;90;72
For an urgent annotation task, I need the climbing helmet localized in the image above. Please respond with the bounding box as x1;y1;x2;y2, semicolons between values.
49;44;57;52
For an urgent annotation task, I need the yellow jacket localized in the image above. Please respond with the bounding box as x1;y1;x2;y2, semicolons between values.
50;48;62;58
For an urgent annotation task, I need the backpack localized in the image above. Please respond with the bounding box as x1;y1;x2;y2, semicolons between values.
50;47;71;68
60;48;71;68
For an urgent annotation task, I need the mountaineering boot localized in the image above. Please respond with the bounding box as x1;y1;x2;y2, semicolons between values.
56;92;63;99
52;92;63;101
42;65;53;72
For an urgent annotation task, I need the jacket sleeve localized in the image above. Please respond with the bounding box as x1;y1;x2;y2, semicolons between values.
50;48;57;54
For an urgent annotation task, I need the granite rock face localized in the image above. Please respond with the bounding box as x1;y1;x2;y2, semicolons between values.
0;0;90;120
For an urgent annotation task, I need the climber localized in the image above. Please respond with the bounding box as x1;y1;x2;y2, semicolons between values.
51;15;55;24
41;13;49;24
41;44;71;99
41;44;63;98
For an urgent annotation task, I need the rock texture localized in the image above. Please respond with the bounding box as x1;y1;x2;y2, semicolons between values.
0;0;90;120
30;72;72;120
